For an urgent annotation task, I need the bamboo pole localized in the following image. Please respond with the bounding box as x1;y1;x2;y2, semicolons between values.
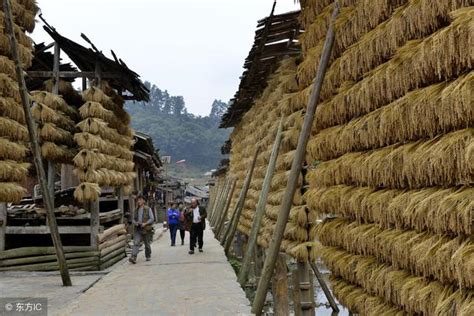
309;261;339;313
291;269;302;316
215;178;237;238
251;3;339;313
209;178;225;224
272;253;289;315
238;119;283;285
2;0;72;286
223;146;260;255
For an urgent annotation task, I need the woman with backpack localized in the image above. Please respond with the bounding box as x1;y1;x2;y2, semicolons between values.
167;202;180;246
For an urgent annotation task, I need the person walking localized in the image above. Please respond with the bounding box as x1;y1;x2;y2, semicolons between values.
178;202;187;245
167;202;180;246
130;194;155;263
186;198;207;254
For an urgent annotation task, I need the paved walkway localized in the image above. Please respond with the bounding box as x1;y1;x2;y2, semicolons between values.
57;225;251;315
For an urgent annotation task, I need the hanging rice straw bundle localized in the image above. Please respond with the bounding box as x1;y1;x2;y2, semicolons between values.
79;101;115;122
76;118;133;148
30;90;78;119
0;73;21;102
0;116;28;141
73;149;107;171
31;101;75;131
73;182;101;202
0;182;26;203
0;33;33;68
39;123;73;145
0;160;29;182
82;87;129;123
0;55;16;80
41;142;75;163
0;137;27;160
0;96;24;123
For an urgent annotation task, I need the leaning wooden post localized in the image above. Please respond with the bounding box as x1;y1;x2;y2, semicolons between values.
210;178;226;226
238;118;283;285
215;178;237;238
272;253;289;316
47;42;60;210
309;261;339;313
251;3;339;313
3;0;71;286
0;203;6;251
223;146;260;255
211;178;229;227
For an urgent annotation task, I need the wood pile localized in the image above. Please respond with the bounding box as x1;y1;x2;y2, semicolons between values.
299;1;473;314
0;246;98;271
97;223;127;270
0;0;38;202
0;223;127;271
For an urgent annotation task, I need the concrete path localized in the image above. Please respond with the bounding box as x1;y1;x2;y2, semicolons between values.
57;225;252;315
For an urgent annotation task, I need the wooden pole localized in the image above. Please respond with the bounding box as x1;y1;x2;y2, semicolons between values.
47;42;60;211
215;178;237;238
210;179;226;224
0;203;6;251
252;3;339;313
223;146;260;255
117;186;124;223
90;200;100;248
297;261;314;315
3;0;71;286
309;261;340;313
238;119;283;285
211;178;228;227
272;253;289;316
291;269;302;316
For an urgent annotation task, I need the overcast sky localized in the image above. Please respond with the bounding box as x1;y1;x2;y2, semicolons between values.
32;0;300;116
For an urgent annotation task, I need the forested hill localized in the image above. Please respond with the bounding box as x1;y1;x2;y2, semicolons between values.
125;81;231;176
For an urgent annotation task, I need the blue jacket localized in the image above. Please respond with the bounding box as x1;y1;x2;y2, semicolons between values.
167;208;180;225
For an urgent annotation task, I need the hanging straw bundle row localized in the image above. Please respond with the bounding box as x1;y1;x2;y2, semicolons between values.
79;101;122;129
74;132;133;161
0;116;28;141
313;8;473;132
41;142;75;164
305;185;473;236
82;87;130;125
39;123;73;145
30;91;79;120
76;118;133;148
324;0;473;98
0;137;27;160
31;101;75;131
308;128;473;189
0;55;16;80
316;218;474;288
0;182;26;203
0;32;32;68
74;168;135;187
73;149;134;173
308;73;473;161
0;0;37;32
0;160;29;182
0;96;23;123
321;246;474;315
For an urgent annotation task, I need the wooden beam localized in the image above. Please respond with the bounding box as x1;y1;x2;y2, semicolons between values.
26;71;123;79
3;0;72;286
117;186;124;223
252;3;339;314
238;119;283;286
6;225;103;235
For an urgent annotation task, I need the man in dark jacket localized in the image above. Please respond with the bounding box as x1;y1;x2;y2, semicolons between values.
185;198;207;254
129;194;155;263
